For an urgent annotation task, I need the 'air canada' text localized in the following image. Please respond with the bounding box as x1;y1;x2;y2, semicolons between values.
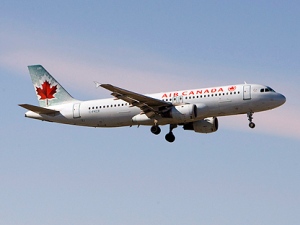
161;86;236;98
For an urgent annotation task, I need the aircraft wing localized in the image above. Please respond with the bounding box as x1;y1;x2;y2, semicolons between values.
100;84;171;116
19;104;59;116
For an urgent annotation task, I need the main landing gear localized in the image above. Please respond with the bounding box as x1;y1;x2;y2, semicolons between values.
150;124;177;143
247;112;255;129
165;124;177;143
150;125;161;135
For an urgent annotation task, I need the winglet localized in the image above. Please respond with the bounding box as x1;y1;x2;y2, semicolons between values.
94;81;101;88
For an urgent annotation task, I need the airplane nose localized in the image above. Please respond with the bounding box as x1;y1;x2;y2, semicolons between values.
277;94;286;106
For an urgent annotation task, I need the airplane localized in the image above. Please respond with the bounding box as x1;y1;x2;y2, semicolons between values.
19;65;286;142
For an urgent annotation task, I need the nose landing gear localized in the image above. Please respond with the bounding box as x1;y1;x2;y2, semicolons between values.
247;112;255;128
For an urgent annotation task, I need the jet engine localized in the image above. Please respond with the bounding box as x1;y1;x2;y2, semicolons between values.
162;104;197;122
183;117;218;133
195;103;209;119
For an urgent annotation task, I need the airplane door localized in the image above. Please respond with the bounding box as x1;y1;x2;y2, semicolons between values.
243;85;251;100
73;103;81;118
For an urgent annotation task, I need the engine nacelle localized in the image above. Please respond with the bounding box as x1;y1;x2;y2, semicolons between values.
162;104;197;122
183;117;218;133
195;103;209;119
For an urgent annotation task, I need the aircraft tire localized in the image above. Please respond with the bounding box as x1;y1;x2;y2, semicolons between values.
165;132;175;142
249;122;255;129
151;125;161;135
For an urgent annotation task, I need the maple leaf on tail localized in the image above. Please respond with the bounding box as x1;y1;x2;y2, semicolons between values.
36;80;57;105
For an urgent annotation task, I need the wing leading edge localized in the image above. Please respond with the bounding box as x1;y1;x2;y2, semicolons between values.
100;84;171;117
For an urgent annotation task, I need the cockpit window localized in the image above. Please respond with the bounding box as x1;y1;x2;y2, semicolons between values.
266;86;275;92
261;87;275;93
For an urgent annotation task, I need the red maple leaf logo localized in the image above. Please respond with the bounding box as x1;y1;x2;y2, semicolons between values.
228;86;236;91
36;81;57;101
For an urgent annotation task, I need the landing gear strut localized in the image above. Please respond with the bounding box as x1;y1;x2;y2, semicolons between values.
247;112;255;129
165;124;177;143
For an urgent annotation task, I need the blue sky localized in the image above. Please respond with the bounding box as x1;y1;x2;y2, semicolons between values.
1;1;299;225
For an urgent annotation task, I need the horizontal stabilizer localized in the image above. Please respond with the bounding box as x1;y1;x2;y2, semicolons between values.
19;104;59;115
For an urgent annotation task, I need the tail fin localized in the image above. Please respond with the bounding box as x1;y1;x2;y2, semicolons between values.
28;65;76;107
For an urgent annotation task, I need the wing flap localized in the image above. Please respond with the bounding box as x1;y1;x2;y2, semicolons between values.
19;104;59;115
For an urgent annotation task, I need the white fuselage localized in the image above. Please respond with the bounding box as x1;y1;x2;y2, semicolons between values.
25;83;286;128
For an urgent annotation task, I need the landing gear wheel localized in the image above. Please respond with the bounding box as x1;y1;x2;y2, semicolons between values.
165;132;175;143
164;124;177;142
249;122;255;129
247;112;255;129
150;125;161;135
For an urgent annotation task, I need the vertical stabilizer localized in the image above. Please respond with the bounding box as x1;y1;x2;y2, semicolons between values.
28;65;76;107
